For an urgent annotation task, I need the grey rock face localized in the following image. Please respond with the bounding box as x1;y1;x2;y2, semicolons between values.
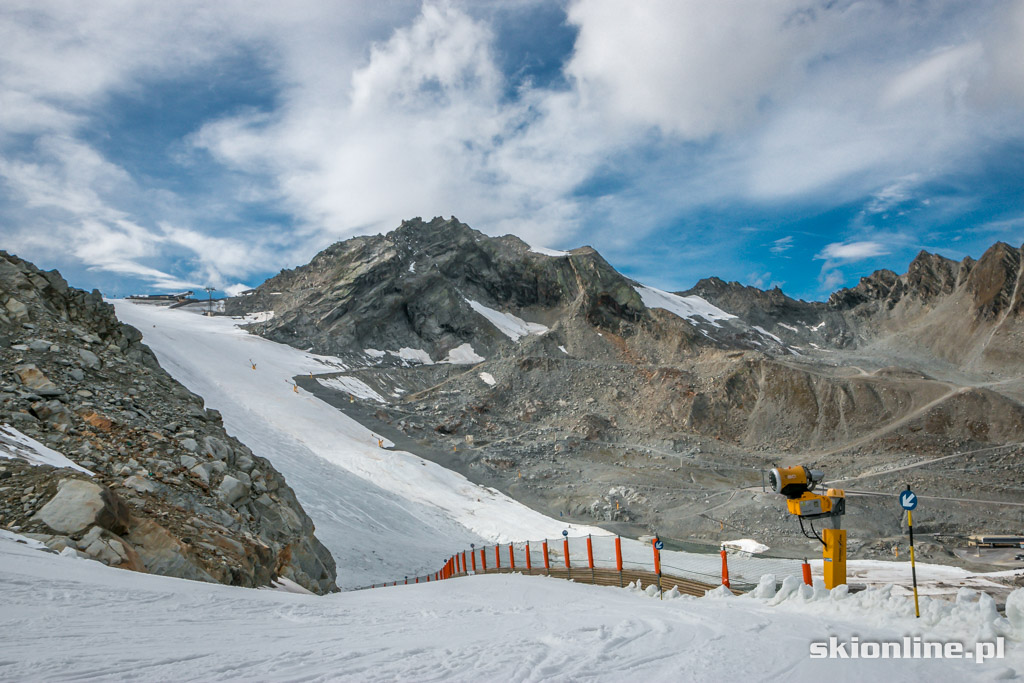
0;249;337;594
216;474;249;505
33;479;130;535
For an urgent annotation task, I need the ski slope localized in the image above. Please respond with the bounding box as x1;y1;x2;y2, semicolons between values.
2;532;1020;681
112;301;606;587
2;302;1023;680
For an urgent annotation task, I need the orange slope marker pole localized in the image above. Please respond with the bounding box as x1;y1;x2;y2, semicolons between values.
564;537;571;579
615;536;624;587
525;542;532;573
543;541;550;573
509;543;515;570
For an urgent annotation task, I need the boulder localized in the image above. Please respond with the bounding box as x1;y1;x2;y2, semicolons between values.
4;297;28;318
122;475;158;494
78;348;102;370
217;474;250;505
32;479;131;535
79;525;146;571
126;518;216;583
14;364;62;396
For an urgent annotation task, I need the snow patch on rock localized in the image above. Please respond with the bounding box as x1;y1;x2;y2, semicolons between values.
633;285;736;328
441;343;485;364
318;377;388;403
465;299;548;341
0;425;93;475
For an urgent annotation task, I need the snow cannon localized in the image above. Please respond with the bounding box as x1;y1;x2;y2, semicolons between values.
768;466;824;499
769;465;847;589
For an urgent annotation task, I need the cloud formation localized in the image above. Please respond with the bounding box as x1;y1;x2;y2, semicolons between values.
0;0;1022;298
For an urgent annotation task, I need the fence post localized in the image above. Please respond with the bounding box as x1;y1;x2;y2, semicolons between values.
525;541;532;573
509;543;515;570
471;547;477;572
587;535;595;584
721;548;730;588
615;536;623;587
802;558;812;586
495;545;501;569
564;536;571;580
481;548;488;572
462;551;467;575
652;537;662;597
543;541;550;573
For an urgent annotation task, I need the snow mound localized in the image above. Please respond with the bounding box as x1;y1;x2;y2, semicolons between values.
388;347;433;365
0;424;93;475
317;377;388;403
241;310;275;323
531;245;570;257
441;343;485;364
465;299;548;341
722;538;769;554
479;372;496;386
633;285;736;328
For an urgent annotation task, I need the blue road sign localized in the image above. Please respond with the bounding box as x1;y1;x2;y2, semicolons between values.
900;489;918;511
562;530;569;537
654;540;664;550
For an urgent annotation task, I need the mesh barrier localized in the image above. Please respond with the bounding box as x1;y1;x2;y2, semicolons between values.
356;534;809;593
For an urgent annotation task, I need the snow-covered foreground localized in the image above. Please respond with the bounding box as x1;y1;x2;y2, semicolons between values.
2;534;1021;682
112;302;605;587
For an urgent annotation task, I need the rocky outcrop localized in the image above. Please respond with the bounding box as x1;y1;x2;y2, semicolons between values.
228;216;648;362
0;250;336;593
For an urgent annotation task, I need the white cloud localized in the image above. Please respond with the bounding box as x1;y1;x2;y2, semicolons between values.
816;241;889;261
224;283;253;297
2;0;1024;296
770;236;794;254
565;0;821;139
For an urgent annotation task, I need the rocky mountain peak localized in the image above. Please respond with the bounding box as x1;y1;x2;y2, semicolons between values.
964;241;1023;319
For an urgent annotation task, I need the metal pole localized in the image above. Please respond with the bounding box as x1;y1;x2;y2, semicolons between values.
908;508;920;618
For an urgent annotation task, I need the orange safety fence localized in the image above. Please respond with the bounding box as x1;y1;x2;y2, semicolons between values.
356;534;808;594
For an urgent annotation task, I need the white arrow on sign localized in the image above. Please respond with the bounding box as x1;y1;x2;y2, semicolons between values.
900;491;917;510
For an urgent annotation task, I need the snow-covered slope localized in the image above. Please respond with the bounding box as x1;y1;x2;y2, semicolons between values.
2;531;1020;681
112;301;605;587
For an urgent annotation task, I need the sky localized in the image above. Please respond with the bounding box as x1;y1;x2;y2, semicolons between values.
1;0;1022;301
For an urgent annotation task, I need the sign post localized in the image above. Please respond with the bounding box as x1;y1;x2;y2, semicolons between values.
900;485;920;618
653;538;664;599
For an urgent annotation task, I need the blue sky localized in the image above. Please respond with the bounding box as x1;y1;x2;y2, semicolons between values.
1;1;1023;302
